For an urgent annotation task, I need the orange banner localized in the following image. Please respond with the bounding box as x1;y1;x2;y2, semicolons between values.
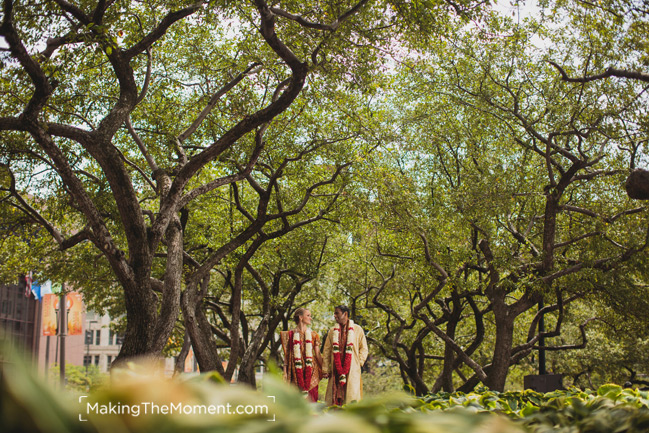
66;292;84;335
42;294;58;336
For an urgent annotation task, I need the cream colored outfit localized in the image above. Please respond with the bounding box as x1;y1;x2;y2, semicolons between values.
322;321;368;404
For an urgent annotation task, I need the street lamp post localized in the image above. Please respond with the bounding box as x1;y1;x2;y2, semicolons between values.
59;287;69;387
54;284;71;388
86;319;98;376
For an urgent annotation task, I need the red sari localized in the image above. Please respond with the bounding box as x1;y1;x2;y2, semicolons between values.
281;329;322;402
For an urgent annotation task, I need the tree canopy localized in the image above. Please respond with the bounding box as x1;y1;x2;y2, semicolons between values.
1;0;648;391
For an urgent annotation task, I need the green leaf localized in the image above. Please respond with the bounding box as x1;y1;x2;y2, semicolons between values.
598;384;623;401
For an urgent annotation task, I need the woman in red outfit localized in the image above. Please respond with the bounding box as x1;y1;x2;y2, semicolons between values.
280;308;323;402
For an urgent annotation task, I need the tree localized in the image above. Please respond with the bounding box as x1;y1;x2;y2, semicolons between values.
341;11;649;392
0;0;492;371
0;0;378;364
542;0;649;84
540;0;649;196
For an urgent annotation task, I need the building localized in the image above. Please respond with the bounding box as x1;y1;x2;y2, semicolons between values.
81;311;122;373
1;279;121;376
34;309;122;376
2;278;203;379
0;279;39;364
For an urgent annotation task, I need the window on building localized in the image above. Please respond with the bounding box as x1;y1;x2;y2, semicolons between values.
107;355;112;366
95;329;101;345
83;355;91;367
108;329;114;345
115;334;124;345
85;330;92;345
94;355;100;366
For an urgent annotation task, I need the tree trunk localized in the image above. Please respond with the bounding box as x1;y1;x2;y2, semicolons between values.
484;303;515;391
182;278;225;374
237;362;257;388
408;369;429;395
457;365;492;392
174;330;192;376
115;278;159;363
432;319;458;393
116;216;184;365
237;312;270;385
150;216;184;352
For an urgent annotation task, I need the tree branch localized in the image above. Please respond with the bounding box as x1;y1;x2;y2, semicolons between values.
549;61;649;84
269;0;370;31
177;62;261;143
177;128;265;209
124;3;206;59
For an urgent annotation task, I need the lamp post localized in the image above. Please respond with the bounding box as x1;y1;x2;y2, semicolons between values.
54;284;71;388
85;319;98;376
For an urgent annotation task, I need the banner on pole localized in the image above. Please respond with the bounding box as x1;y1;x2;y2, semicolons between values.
67;292;83;335
40;280;52;296
31;280;42;301
42;294;58;336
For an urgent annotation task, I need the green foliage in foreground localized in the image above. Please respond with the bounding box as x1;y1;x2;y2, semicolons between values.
47;364;108;393
4;353;649;433
1;359;522;433
417;385;649;432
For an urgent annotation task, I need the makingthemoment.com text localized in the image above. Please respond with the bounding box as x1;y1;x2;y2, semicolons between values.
79;397;271;419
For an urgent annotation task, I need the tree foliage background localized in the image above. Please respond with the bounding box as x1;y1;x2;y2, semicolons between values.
1;0;648;392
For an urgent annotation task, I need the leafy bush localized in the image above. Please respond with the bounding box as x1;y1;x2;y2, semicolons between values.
2;356;523;433
4;342;649;433
417;385;649;432
47;364;108;392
